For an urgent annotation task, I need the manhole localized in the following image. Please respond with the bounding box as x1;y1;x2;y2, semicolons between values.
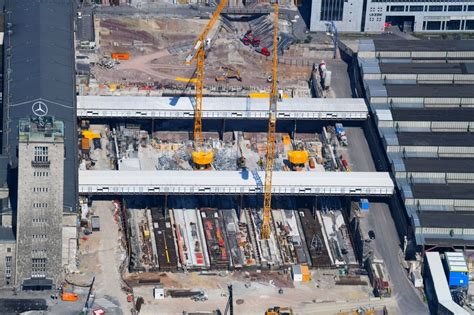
236;299;244;305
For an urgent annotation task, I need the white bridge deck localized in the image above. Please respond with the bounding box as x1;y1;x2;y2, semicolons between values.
77;96;368;120
79;170;394;196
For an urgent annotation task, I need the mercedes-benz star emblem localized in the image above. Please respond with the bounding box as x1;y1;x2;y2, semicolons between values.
32;101;48;117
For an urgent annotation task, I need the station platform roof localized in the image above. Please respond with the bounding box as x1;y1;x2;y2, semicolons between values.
77;96;368;120
79;170;394;196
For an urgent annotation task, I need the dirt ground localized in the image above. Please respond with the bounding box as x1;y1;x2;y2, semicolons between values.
132;270;398;315
67;201;131;314
91;16;313;92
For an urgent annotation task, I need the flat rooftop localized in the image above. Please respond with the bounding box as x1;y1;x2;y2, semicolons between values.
379;63;474;75
418;211;474;229
412;183;474;200
76;96;368;120
403;157;474;173
79;170;395;196
373;39;474;52
386;84;474;98
397;132;474;147
391;108;474;122
424;238;474;246
4;0;77;209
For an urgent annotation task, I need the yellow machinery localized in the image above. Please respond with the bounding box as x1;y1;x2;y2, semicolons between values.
261;3;280;240
82;130;100;140
265;306;294;315
288;150;309;165
185;0;228;168
288;143;309;169
215;65;242;83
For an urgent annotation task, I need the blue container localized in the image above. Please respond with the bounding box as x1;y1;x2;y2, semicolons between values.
359;199;369;211
448;270;469;288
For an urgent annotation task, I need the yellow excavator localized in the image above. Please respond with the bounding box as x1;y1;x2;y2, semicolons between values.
185;0;228;169
265;306;294;315
215;65;242;83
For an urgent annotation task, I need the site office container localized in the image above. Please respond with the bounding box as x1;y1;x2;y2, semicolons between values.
111;53;130;60
91;215;100;231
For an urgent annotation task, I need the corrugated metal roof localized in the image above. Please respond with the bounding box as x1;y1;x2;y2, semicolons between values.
391;108;474;122
380;63;474;75
418;211;474;229
0;226;14;242
446;252;464;257
412;183;474;200
446;252;468;272
386;84;474;98
375;109;393;121
3;0;77;210
403;158;474;173
358;39;375;52
397;132;474;147
374;39;474;52
366;81;387;98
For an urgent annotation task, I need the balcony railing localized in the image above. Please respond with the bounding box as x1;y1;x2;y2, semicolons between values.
31;160;50;168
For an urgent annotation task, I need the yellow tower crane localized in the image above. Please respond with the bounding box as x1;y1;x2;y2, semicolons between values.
261;3;280;240
185;0;228;169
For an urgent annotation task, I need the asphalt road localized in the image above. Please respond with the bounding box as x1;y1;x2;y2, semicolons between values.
369;203;428;315
345;127;375;172
344;130;427;313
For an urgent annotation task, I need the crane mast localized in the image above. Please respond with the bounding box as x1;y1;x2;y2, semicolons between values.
261;3;279;240
186;0;228;168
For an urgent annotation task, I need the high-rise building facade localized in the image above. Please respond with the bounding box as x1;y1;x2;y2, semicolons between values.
310;0;365;32
15;117;65;290
311;0;474;32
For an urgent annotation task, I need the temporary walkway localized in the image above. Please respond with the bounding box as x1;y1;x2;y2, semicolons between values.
79;170;394;196
77;96;368;120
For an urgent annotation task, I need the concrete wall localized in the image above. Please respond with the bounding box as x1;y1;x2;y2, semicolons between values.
0;240;15;288
310;0;365;32
62;213;78;273
311;0;474;33
364;1;474;33
15;141;64;289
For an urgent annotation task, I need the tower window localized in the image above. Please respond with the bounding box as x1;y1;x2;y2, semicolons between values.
34;146;49;163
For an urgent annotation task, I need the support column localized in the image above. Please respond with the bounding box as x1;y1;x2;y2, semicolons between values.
292;119;297;139
221;118;226;140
